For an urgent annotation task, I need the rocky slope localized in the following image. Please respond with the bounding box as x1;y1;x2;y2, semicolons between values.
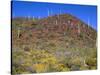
12;14;97;74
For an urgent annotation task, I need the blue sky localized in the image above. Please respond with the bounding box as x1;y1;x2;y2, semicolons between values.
12;1;97;30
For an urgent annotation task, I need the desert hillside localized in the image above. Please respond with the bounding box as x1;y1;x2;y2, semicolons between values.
12;14;97;74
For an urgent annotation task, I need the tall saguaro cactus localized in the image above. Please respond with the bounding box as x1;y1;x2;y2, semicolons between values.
17;27;21;39
88;18;90;28
55;20;57;25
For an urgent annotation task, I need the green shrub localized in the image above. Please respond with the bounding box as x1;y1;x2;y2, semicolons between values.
12;49;61;74
85;57;97;67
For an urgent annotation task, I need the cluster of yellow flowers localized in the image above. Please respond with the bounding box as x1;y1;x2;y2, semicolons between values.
12;49;70;74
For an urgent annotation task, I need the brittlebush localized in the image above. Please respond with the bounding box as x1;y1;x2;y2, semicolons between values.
12;49;62;74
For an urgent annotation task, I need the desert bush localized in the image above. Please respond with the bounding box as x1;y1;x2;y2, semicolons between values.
33;63;49;73
33;24;44;30
54;64;70;72
80;66;89;70
65;57;82;71
85;57;97;68
12;49;63;74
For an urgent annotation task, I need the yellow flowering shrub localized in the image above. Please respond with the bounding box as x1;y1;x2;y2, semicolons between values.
33;63;48;73
12;49;61;74
54;64;70;72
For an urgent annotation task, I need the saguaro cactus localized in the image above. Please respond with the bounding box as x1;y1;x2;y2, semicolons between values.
88;18;90;28
17;27;21;39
